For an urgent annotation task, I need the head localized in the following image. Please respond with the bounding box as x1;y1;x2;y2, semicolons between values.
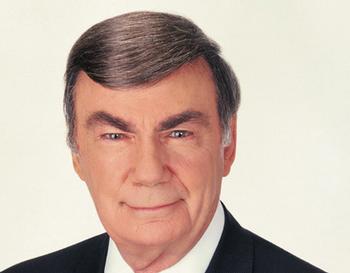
64;11;240;249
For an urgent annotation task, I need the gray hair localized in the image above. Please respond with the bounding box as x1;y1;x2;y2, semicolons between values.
64;11;240;151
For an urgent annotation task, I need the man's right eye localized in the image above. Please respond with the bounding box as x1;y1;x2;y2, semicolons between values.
101;133;125;140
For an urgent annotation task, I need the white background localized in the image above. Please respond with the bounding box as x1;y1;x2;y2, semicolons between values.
1;1;349;272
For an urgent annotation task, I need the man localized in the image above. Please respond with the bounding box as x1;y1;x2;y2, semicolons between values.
3;11;325;273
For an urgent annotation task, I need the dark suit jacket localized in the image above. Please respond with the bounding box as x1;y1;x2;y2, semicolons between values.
2;204;326;273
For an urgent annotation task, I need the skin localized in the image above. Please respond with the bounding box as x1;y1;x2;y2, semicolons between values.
72;58;237;273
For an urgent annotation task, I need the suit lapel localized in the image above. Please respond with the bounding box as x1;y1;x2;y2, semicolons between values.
74;233;109;273
205;203;253;273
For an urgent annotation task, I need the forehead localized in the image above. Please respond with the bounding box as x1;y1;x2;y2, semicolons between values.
74;59;218;124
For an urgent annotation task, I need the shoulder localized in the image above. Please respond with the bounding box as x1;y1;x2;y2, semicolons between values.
2;233;109;273
215;204;326;273
247;229;326;273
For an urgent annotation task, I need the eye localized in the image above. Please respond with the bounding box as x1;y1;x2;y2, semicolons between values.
101;133;126;140
169;130;193;138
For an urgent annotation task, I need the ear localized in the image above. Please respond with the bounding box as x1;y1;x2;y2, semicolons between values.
72;152;86;182
223;115;237;176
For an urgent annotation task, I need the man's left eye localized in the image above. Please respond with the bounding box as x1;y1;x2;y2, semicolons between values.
169;130;193;138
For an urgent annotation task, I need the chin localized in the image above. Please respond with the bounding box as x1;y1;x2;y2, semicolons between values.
104;215;190;248
100;201;193;247
129;219;190;247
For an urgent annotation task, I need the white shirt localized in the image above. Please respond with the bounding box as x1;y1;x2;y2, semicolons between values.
104;202;225;273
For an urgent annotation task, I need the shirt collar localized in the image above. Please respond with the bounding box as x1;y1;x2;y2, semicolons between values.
104;202;225;273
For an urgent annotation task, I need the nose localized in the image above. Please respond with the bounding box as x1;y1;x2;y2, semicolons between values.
130;138;171;187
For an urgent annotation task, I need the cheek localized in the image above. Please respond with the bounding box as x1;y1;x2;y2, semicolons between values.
78;149;132;230
78;146;130;198
168;144;223;225
168;142;223;192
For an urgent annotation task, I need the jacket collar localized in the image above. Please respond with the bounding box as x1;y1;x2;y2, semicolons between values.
75;233;109;273
205;202;253;273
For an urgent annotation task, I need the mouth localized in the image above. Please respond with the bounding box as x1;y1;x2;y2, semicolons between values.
123;200;182;217
126;200;181;211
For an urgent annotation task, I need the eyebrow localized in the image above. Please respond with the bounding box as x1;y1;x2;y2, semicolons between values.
85;110;208;133
158;110;209;131
86;111;134;133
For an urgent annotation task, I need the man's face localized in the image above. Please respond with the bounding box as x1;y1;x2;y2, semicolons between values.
72;59;236;249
